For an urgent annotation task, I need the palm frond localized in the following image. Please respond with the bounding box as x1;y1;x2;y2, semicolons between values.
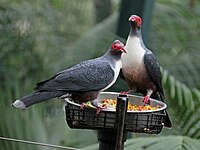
149;0;200;89
125;136;200;150
83;136;200;150
162;68;200;138
0;1;98;149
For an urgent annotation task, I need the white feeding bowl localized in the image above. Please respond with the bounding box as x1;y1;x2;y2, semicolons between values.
97;92;167;113
65;92;167;113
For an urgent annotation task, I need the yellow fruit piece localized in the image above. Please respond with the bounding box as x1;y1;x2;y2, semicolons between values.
100;99;161;111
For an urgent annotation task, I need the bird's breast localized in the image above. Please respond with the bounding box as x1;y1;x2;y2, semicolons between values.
121;36;146;72
101;60;122;91
121;36;150;88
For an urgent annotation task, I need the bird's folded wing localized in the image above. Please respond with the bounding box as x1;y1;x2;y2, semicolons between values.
35;60;115;92
143;50;163;93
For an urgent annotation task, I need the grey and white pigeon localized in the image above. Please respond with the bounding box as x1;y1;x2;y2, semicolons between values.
121;15;172;127
13;40;126;109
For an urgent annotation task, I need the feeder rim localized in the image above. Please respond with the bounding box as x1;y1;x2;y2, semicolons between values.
64;92;167;113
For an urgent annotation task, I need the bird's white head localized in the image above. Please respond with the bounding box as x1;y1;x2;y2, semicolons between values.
128;15;142;28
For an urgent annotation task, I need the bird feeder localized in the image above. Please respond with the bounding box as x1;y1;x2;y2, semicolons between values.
64;92;167;150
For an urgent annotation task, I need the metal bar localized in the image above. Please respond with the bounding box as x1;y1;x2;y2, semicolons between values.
97;129;117;150
0;136;81;150
97;94;128;150
116;0;154;43
115;94;128;150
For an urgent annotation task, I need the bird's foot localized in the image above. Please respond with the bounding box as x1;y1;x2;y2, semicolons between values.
80;103;86;109
95;104;106;115
120;90;135;95
120;91;129;94
80;102;96;109
96;107;101;115
80;100;106;115
142;95;150;104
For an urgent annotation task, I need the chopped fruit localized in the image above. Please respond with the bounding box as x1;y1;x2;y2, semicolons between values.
100;99;162;111
81;102;96;109
81;99;162;111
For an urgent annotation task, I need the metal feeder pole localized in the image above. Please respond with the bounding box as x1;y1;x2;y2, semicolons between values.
97;94;128;150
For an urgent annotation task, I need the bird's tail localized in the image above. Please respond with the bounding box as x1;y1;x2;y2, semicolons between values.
12;91;65;109
152;92;172;128
158;93;172;128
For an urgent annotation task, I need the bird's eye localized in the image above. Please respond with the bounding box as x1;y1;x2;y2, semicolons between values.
112;44;117;50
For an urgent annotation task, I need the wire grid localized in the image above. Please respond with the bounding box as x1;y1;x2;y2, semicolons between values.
65;102;165;134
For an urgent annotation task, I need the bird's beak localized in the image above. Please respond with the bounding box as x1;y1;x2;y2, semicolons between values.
128;15;135;22
121;47;127;53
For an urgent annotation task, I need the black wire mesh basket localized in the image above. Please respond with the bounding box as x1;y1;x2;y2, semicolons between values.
65;92;167;134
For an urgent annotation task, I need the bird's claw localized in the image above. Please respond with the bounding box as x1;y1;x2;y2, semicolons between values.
142;95;150;104
98;104;107;109
80;102;106;115
120;91;129;94
95;104;107;115
96;107;101;115
80;103;86;109
80;102;96;109
120;90;135;95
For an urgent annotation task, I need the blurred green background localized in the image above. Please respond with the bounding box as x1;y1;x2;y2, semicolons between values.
0;0;200;149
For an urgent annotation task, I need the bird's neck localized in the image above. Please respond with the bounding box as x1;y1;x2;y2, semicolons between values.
127;27;146;49
129;27;142;38
124;28;146;55
103;50;122;60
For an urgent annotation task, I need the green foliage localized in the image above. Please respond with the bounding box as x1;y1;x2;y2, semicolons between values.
0;73;48;150
0;1;97;149
149;0;200;89
0;4;44;92
0;0;200;149
125;136;200;150
63;13;121;65
84;136;200;150
149;0;200;140
162;68;200;139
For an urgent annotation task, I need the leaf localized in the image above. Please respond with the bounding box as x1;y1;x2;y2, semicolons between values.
181;110;193;129
161;68;200;138
161;68;168;86
184;118;200;136
175;81;183;107
150;0;200;88
192;88;200;104
169;76;176;98
182;84;194;110
190;128;200;139
125;136;200;150
162;68;199;110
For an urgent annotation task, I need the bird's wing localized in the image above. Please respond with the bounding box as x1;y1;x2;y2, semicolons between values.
144;52;171;127
35;59;115;92
143;50;164;94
